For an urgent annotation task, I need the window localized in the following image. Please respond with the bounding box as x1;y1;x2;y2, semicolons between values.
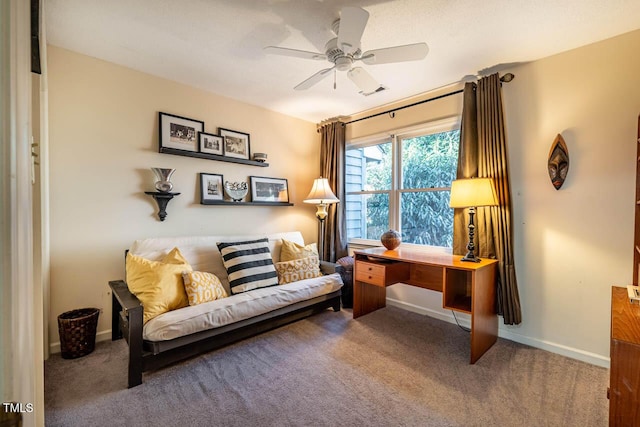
346;118;460;248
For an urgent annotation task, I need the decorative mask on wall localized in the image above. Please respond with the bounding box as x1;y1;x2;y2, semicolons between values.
548;134;569;190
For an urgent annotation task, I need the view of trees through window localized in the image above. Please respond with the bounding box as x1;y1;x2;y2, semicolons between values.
346;128;460;248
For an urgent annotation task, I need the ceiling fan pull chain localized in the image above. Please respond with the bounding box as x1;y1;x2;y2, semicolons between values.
334;69;337;89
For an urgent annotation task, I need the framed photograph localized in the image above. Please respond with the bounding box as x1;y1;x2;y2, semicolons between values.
200;173;224;203
159;112;204;153
250;176;289;203
199;132;224;155
219;128;250;160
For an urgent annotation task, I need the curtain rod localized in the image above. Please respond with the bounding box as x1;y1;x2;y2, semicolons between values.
344;89;463;126
342;72;515;127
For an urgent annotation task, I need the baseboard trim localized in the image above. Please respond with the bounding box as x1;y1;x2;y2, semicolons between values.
386;298;610;369
50;329;112;354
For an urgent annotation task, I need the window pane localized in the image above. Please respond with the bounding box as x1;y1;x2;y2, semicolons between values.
346;193;389;240
400;191;453;247
346;142;392;191
401;130;460;189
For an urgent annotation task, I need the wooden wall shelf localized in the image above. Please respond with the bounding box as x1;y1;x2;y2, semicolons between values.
160;147;268;167
201;200;293;206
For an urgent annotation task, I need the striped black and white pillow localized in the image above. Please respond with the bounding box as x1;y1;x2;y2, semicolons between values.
217;238;278;294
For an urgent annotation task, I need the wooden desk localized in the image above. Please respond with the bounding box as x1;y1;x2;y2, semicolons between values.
609;286;640;426
353;247;498;364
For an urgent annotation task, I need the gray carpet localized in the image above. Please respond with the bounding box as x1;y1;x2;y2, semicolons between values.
45;306;608;426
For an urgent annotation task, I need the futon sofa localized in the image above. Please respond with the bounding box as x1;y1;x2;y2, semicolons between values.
109;231;343;388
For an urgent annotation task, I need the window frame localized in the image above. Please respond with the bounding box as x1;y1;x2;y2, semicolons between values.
346;116;461;249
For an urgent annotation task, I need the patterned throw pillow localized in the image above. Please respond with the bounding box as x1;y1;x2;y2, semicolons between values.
182;271;228;306
217;238;279;294
280;239;319;262
275;255;323;285
125;247;192;324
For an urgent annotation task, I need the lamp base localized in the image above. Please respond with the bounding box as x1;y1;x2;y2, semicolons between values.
461;206;481;262
460;251;482;263
316;214;326;262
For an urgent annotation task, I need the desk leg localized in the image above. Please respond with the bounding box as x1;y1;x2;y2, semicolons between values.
469;265;498;363
353;281;386;318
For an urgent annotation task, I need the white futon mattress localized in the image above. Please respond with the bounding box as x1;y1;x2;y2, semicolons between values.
143;273;343;341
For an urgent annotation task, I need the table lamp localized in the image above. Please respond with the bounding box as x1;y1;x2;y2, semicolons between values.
304;177;339;260
449;178;498;262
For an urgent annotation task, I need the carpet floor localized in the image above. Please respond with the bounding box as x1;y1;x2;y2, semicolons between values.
45;306;609;426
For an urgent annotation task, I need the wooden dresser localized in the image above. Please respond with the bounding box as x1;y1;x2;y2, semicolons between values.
609;286;640;426
611;114;640;424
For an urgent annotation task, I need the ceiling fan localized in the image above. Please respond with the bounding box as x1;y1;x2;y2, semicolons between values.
264;6;429;95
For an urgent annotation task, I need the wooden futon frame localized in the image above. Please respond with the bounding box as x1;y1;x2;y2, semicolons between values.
109;278;341;388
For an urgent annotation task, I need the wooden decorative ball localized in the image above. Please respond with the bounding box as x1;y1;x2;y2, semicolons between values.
381;230;401;250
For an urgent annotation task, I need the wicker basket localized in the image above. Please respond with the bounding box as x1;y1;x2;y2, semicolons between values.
57;308;100;359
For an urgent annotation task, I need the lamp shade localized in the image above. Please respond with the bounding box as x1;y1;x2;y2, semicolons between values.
304;178;339;204
449;178;498;208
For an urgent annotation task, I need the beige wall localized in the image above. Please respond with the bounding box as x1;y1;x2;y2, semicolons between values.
346;30;640;366
47;46;321;348
502;29;639;363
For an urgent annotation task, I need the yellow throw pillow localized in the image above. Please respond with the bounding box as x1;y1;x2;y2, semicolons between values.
280;239;318;262
275;255;323;285
182;271;228;306
163;246;190;265
126;247;192;324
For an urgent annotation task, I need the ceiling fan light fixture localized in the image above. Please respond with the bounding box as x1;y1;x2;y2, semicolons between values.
335;56;352;71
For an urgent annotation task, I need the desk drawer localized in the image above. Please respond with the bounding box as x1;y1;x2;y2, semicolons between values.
356;262;386;287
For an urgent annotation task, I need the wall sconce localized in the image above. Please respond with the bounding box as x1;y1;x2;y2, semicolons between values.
146;167;180;221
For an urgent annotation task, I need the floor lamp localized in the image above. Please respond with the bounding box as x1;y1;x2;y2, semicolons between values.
304;178;339;261
449;178;498;262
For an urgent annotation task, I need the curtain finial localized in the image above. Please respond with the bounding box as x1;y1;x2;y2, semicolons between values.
500;73;515;83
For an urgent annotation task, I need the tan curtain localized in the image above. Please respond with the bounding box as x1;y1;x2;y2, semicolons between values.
319;122;348;262
452;74;522;325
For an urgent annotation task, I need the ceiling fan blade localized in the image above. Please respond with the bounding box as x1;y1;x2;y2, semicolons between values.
264;46;327;61
294;67;335;90
361;43;429;65
337;7;369;54
347;67;380;94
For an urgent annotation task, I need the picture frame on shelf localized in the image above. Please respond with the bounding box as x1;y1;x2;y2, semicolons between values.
200;173;224;203
219;128;250;160
159;112;204;153
250;176;289;203
198;132;224;155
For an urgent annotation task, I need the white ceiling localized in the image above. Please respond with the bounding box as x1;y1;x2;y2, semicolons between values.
45;0;640;123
